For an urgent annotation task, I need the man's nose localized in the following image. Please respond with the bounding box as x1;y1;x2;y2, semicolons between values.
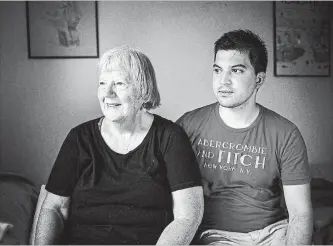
219;71;231;85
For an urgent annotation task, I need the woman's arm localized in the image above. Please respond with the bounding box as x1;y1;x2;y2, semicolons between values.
33;191;70;245
156;186;204;245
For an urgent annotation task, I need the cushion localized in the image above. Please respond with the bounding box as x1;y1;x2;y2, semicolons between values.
310;163;333;183
311;178;333;231
0;172;38;244
314;207;333;230
311;178;333;208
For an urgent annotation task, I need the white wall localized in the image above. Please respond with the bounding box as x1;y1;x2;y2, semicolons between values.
1;1;332;186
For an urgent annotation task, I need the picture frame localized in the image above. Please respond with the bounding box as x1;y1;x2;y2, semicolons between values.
26;1;99;59
273;1;330;77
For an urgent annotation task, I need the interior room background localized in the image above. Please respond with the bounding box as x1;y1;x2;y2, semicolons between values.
1;1;332;186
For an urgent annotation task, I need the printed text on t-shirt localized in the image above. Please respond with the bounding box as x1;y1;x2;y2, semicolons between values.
196;138;268;175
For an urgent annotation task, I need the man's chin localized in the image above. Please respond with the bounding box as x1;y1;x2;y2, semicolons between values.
217;100;238;108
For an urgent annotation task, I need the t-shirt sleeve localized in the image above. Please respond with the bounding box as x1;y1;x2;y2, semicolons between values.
175;114;185;128
175;113;190;136
162;124;202;192
280;127;311;185
45;128;80;196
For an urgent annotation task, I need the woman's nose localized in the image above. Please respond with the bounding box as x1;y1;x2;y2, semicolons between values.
105;84;117;96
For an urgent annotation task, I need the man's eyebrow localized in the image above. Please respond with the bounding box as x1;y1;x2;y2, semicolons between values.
213;64;247;69
231;64;247;69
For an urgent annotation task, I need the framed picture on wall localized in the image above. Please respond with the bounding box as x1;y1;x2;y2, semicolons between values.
273;1;330;77
26;1;99;59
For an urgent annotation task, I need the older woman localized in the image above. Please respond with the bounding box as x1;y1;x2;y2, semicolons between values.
34;46;204;245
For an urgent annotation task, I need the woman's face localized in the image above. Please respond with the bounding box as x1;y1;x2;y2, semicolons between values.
97;68;142;123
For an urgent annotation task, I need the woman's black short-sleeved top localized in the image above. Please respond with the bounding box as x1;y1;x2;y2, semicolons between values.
45;114;202;245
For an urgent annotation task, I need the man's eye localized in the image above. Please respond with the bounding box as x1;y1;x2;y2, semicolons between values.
213;68;222;74
232;69;243;74
99;81;106;85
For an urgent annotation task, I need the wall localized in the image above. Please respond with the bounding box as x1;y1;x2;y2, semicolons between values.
1;1;332;186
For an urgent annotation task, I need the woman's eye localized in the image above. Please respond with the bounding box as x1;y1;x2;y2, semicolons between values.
99;81;106;85
115;82;128;89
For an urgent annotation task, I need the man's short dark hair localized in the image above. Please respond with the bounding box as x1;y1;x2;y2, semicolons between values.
214;29;268;75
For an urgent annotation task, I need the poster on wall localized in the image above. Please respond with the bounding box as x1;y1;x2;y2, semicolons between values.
26;1;99;59
273;1;330;77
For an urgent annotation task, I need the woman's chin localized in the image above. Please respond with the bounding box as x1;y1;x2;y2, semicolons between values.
103;113;124;123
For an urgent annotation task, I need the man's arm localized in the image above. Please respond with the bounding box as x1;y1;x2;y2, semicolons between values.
283;183;313;245
33;192;70;245
156;186;204;245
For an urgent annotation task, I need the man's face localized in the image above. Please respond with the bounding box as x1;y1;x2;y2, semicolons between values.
212;50;259;109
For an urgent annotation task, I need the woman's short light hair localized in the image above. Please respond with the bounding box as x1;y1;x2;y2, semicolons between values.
99;46;161;110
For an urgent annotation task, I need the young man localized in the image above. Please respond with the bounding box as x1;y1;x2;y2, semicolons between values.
176;29;313;245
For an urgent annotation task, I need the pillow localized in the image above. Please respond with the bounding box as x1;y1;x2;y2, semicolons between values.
310;163;333;183
314;207;333;230
0;172;38;244
311;178;333;208
29;185;47;245
310;177;333;230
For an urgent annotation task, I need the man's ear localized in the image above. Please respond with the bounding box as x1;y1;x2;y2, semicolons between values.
256;72;266;88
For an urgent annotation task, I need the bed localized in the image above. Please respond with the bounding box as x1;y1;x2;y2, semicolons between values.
0;164;332;245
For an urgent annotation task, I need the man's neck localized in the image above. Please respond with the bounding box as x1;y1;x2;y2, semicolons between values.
219;102;260;129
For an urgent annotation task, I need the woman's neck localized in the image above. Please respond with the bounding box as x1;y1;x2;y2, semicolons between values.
104;111;144;136
100;111;154;154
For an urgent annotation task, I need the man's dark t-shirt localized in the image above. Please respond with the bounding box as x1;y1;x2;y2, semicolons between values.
46;115;202;244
